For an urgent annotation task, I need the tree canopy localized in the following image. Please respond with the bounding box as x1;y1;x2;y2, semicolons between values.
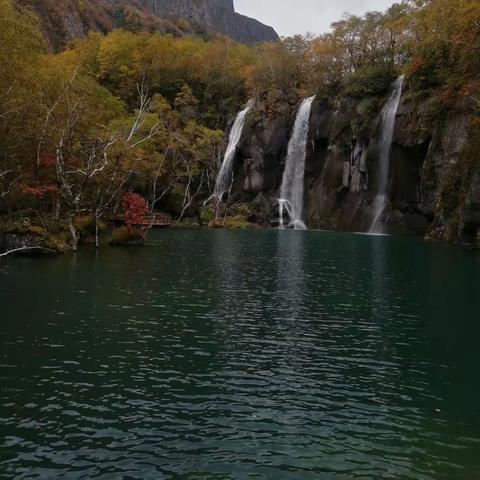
1;0;479;248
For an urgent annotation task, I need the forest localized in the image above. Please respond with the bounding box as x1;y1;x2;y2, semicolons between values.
1;0;479;251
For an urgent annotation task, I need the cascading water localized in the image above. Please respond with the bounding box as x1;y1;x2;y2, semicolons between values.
369;75;405;234
211;99;254;201
278;96;315;230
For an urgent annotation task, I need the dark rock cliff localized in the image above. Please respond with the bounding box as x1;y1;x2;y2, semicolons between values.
222;86;480;244
20;0;278;49
137;0;279;43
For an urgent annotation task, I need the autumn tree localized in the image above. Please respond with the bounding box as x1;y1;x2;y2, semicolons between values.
0;0;45;210
121;192;147;227
408;0;480;87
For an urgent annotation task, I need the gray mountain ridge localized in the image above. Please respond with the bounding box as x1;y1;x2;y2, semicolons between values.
137;0;279;43
21;0;279;49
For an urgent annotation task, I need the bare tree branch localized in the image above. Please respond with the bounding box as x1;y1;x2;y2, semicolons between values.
37;65;80;169
0;246;56;257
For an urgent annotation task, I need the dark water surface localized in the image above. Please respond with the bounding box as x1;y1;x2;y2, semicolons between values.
1;230;480;479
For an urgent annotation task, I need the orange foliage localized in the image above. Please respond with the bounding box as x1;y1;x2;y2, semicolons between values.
408;57;426;76
18;183;58;199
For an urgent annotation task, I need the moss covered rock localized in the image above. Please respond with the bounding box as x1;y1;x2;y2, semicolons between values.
177;217;200;228
0;224;68;255
209;215;259;230
199;206;215;225
109;226;145;246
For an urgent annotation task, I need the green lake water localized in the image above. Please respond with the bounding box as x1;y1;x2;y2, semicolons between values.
1;230;480;479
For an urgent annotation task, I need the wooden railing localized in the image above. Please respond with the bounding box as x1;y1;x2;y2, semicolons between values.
116;212;172;228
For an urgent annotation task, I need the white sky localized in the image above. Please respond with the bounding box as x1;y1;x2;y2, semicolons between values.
234;0;397;36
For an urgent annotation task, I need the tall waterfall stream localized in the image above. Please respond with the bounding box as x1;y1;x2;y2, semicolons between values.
212;99;255;201
369;76;405;233
278;96;315;230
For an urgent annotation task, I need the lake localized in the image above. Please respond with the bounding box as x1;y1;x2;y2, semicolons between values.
1;230;480;479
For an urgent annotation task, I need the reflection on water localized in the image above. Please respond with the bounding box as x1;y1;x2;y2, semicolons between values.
277;230;306;321
0;230;480;480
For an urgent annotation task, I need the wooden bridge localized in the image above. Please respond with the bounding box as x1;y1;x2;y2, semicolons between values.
140;212;172;228
116;212;172;228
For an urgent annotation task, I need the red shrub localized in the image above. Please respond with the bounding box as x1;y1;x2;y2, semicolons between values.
121;192;147;227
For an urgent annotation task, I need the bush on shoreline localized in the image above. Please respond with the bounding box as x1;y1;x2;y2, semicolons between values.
109;226;146;246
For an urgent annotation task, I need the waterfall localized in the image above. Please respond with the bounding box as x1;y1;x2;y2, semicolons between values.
212;99;254;201
369;75;405;234
278;96;315;230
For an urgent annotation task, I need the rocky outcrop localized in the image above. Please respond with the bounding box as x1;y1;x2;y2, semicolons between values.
21;0;278;50
0;232;62;255
21;0;115;49
220;84;480;244
303;95;430;235
138;0;279;43
421;112;480;243
216;100;291;226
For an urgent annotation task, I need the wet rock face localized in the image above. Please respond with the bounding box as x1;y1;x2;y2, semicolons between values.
229;93;480;241
300;96;431;235
421;114;480;243
421;115;471;219
238;112;289;196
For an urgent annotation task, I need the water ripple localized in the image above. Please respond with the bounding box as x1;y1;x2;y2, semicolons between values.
1;230;480;479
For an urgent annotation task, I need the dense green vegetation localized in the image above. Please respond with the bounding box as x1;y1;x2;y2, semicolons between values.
0;0;479;251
